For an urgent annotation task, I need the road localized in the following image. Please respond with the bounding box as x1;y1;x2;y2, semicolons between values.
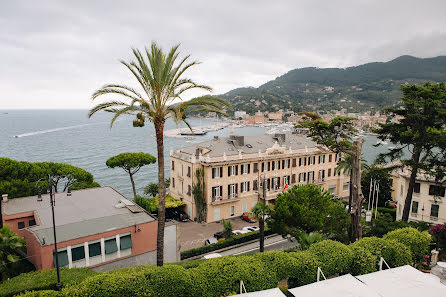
218;235;299;256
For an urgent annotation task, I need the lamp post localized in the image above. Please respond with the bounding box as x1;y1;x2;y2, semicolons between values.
259;175;266;252
36;174;75;291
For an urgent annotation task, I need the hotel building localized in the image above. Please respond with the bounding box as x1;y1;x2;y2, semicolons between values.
169;134;350;222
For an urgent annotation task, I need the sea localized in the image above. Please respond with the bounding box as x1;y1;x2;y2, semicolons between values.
0;110;390;198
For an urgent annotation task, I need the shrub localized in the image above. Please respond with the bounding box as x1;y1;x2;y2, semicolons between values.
180;229;273;259
0;268;97;297
307;240;353;276
191;256;278;297
253;251;295;281
352;237;412;268
383;227;431;263
168;259;206;269
15;290;62;297
377;207;396;220
348;245;377;276
287;251;321;288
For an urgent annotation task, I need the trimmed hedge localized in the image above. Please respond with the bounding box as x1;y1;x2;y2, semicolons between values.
0;268;97;297
348;245;377;276
181;229;273;259
253;251;296;281
383;227;431;263
308;240;353;276
190;256;279;297
16;290;62;297
377;207;396;220
287;251;321;288
352;237;412;268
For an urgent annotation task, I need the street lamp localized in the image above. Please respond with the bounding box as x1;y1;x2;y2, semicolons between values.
259;175;266;252
36;174;75;291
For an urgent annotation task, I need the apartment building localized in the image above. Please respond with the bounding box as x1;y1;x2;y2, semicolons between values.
1;187;179;271
169;134;350;222
391;167;445;224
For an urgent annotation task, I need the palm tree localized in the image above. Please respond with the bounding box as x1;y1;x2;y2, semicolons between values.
89;43;231;266
0;226;25;280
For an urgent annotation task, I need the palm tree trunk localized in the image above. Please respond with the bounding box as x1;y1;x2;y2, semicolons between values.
402;151;421;222
129;173;137;199
350;139;364;242
155;118;166;266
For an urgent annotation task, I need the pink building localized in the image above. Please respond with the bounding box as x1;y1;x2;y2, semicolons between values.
1;187;178;271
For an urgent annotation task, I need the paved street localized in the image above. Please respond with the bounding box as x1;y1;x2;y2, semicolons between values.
178;217;257;251
218;235;298;256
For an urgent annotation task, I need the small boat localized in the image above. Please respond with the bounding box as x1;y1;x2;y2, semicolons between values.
180;130;207;136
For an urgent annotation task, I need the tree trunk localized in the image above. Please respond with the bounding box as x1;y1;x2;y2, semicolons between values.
154;118;166;266
350;139;364;242
129;173;137;199
402;151;421;222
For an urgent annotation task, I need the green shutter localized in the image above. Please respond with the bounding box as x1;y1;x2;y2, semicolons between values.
53;250;68;267
71;246;85;262
105;239;117;254
89;242;101;257
120;235;132;250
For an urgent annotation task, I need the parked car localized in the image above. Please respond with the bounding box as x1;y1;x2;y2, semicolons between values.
241;212;256;223
213;231;225;240
232;229;250;235
204;237;218;245
385;200;398;208
242;226;259;232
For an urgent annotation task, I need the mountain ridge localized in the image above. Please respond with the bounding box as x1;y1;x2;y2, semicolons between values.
220;55;446;113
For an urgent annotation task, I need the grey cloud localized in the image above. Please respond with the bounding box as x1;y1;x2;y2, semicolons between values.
1;0;446;109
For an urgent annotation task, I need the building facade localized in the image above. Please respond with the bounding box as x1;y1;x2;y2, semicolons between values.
391;167;445;224
1;187;179;271
169;134;350;222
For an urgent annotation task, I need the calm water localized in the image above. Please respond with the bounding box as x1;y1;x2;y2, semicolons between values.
0;110;389;197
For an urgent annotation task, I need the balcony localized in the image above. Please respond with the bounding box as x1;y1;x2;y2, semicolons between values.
211;194;241;205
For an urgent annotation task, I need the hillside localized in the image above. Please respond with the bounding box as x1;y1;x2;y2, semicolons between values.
221;55;446;113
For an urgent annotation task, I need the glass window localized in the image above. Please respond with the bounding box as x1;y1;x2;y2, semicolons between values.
230;205;235;216
120;235;132;250
411;201;419;214
53;250;68;267
429;185;445;197
328;185;336;193
413;183;420;193
105;238;118;254
28;219;36;226
71;246;85;262
242;203;247;213
18;222;25;229
89;242;101;257
343;183;349;191
430;204;439;218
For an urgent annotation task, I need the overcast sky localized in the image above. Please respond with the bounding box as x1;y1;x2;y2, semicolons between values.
1;0;446;109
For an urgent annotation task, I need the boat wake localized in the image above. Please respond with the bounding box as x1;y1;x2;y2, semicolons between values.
14;124;90;138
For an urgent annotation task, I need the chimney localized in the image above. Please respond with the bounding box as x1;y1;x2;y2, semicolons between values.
273;133;286;144
2;194;8;203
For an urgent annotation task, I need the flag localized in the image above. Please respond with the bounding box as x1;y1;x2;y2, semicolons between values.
283;183;288;190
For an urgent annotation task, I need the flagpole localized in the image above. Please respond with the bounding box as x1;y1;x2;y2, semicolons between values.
368;178;373;211
371;180;376;214
375;184;380;219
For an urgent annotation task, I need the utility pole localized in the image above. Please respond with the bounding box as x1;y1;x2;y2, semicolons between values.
259;176;266;252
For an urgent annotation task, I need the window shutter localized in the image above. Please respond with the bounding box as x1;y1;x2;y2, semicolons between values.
248;164;251;174
120;235;133;250
105;239;118;254
248;182;250;191
172;161;175;170
293;158;297;167
261;163;264;172
268;162;271;171
236;165;238;175
282;160;285;169
220;186;223;195
304;157;307;166
288;159;291;168
188;166;191;177
212;168;215;179
228;166;231;176
254;180;258;191
220;167;223;177
292;174;296;183
228;184;230;196
254;163;258;173
328;168;331;177
240;182;243;192
267;179;271;190
236;183;238;194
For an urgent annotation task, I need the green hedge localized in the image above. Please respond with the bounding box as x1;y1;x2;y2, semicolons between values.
0;268;97;297
307;240;353;276
352;237;412;268
181;229;273;260
377;207;396;220
383;227;431;263
16;290;62;297
348;245;377;276
253;251;296;281
287;251;321;288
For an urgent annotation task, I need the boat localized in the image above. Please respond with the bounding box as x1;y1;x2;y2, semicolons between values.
180;130;207;136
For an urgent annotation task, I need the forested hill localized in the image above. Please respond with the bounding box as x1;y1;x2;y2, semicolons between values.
221;55;446;113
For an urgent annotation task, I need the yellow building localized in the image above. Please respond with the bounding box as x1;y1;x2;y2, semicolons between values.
169;134;350;222
391;167;445;224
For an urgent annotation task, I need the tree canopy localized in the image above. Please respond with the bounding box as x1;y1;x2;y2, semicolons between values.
375;82;446;221
0;226;25;280
0;158;100;198
270;184;349;242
